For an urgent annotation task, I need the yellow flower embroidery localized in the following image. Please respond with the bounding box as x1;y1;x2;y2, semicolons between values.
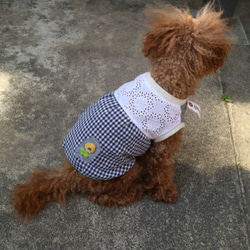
85;142;96;154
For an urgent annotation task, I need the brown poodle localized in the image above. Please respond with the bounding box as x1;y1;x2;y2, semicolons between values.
10;3;231;221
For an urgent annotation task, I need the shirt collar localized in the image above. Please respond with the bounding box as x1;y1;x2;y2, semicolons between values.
146;72;187;106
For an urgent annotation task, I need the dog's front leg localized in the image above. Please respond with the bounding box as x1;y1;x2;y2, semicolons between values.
138;130;183;203
145;156;178;203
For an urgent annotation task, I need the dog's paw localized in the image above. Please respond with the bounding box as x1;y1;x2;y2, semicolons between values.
164;189;178;203
150;185;178;203
88;193;124;208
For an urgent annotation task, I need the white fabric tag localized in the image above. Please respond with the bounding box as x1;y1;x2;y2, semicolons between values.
187;101;201;118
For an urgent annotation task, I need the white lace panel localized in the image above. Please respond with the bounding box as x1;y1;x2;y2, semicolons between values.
114;73;184;140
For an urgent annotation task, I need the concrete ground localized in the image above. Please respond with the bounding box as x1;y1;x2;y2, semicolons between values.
0;0;249;249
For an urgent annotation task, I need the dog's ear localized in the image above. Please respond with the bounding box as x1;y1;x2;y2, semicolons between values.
192;4;232;76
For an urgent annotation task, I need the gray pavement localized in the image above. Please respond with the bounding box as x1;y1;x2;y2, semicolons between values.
0;0;249;249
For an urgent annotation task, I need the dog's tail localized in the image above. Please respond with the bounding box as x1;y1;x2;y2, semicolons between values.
10;159;81;222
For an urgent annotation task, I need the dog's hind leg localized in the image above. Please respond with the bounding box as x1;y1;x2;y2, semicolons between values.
86;162;144;208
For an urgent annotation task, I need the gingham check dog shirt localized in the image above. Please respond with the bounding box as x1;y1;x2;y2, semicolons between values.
63;73;188;180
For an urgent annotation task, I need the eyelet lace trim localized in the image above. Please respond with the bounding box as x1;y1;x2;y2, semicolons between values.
114;73;186;140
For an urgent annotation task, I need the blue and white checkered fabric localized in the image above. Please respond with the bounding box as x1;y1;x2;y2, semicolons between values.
62;92;151;180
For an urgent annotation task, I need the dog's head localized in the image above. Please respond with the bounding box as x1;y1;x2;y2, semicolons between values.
142;3;232;79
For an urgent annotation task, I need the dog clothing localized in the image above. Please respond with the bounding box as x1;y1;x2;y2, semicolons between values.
114;72;187;142
63;73;189;180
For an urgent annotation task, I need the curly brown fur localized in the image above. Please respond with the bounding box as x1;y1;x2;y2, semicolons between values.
143;4;231;98
10;3;232;221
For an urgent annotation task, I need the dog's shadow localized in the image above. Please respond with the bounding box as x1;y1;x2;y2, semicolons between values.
173;162;242;212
